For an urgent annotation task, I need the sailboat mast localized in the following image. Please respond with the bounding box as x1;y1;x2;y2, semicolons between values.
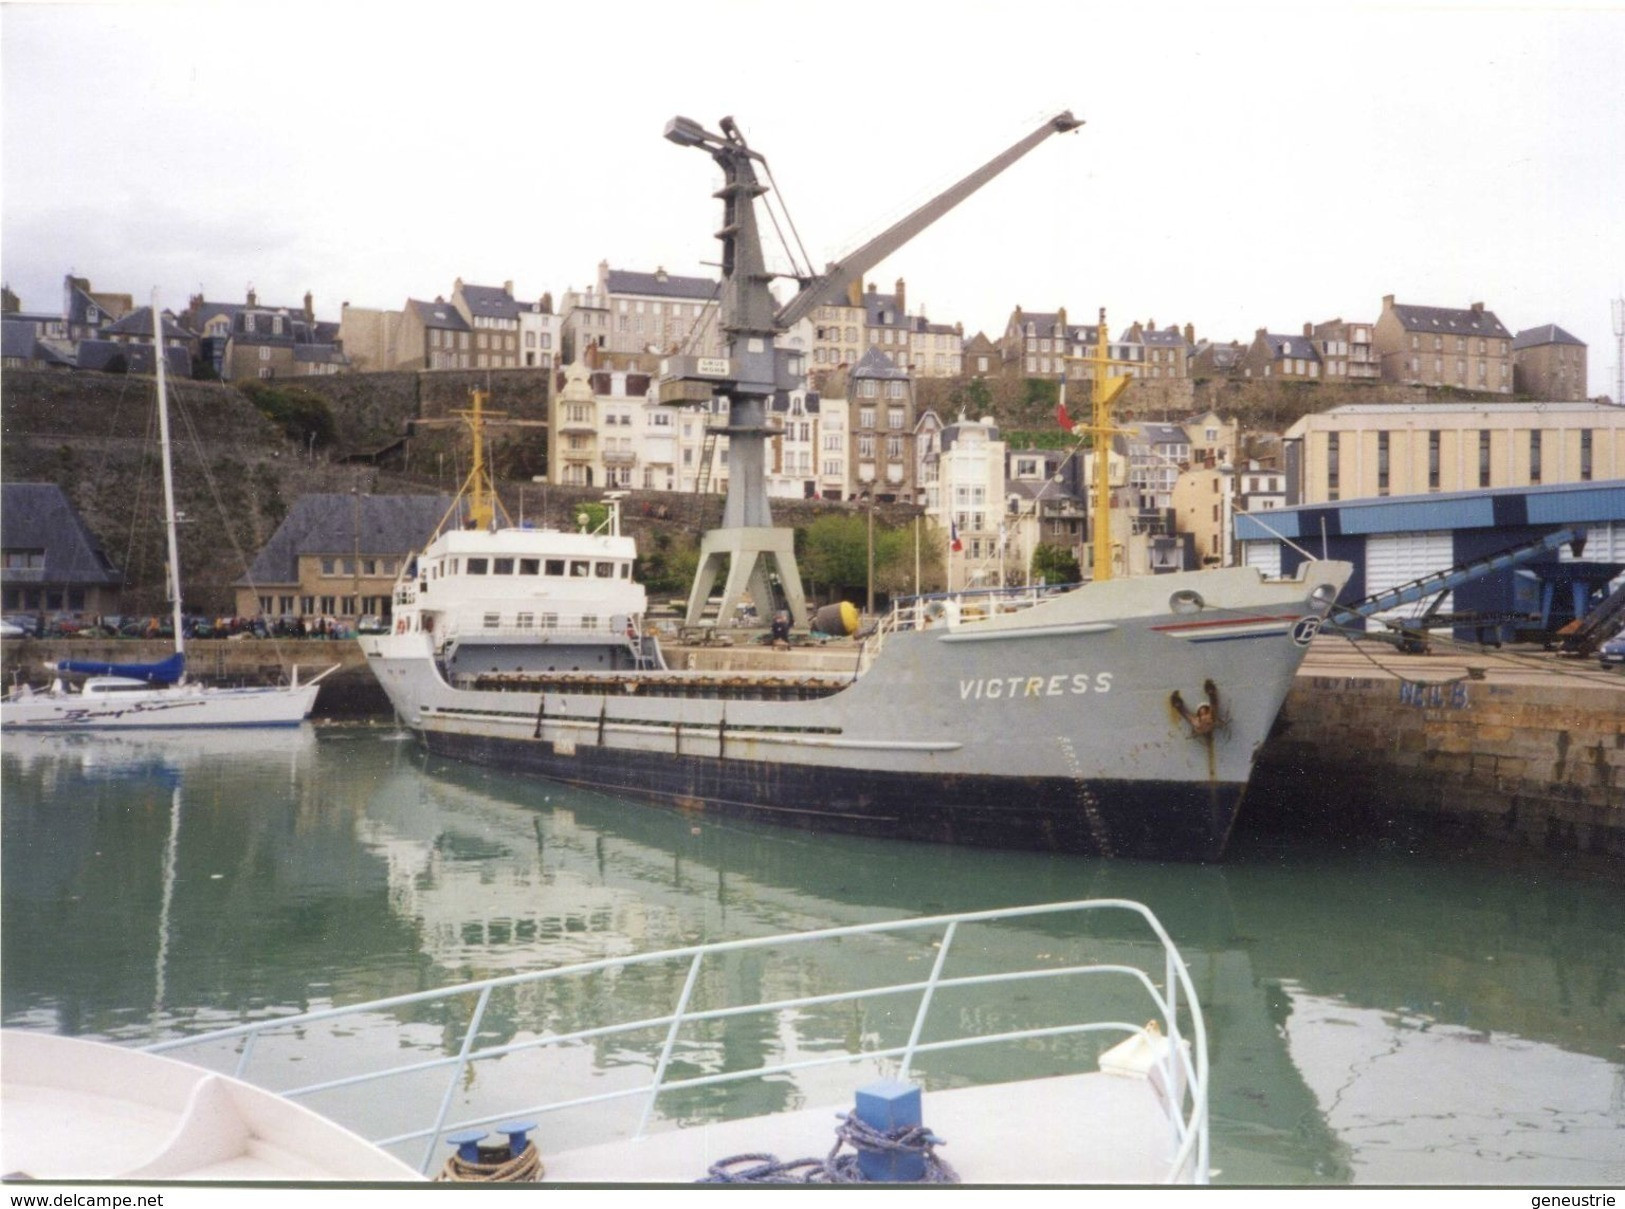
151;290;186;660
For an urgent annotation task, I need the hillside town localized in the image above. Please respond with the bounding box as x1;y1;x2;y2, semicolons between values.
3;266;1622;632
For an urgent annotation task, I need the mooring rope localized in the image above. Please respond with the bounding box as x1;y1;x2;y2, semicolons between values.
434;1141;544;1183
698;1112;959;1184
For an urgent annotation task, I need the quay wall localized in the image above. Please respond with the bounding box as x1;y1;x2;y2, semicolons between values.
1248;659;1625;859
5;638;1622;859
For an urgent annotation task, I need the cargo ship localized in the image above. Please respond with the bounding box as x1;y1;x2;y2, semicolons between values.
361;112;1352;860
358;446;1349;860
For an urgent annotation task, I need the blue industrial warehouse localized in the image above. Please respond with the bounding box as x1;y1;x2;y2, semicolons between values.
1235;480;1625;644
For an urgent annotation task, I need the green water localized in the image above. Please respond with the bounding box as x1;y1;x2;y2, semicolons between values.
2;724;1621;1185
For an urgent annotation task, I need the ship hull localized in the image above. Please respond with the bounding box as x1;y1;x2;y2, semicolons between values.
363;561;1351;862
424;725;1243;859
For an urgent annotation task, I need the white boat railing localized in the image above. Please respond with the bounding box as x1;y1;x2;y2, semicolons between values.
859;583;1077;672
142;899;1209;1183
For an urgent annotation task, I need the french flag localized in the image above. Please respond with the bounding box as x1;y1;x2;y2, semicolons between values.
950;519;963;552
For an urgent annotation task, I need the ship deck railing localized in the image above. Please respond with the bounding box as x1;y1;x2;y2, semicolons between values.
860;582;1079;671
141;899;1209;1183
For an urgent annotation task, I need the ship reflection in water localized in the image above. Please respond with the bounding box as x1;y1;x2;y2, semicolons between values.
2;726;1620;1185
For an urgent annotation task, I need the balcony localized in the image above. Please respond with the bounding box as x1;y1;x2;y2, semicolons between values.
601;449;638;466
557;413;597;435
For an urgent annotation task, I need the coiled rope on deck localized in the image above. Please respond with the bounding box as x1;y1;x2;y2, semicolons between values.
434;1141;544;1183
698;1112;959;1184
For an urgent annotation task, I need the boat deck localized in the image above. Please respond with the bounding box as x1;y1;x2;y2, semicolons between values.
541;1071;1179;1185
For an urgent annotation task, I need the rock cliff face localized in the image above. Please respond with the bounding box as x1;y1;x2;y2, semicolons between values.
1;368;923;614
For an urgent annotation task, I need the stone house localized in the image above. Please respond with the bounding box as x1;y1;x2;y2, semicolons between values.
1373;295;1513;394
234;493;455;624
1242;329;1323;380
1511;325;1587;399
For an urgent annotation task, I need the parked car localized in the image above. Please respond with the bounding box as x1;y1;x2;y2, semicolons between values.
0;619;24;638
1599;632;1625;670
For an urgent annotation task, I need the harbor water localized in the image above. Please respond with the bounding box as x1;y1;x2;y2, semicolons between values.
2;724;1621;1186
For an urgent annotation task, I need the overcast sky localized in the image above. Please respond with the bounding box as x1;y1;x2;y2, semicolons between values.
4;0;1623;394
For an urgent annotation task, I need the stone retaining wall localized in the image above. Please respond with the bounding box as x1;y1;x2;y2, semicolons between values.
1250;669;1625;858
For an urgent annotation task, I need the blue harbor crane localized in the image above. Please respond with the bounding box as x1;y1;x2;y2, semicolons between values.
660;111;1082;630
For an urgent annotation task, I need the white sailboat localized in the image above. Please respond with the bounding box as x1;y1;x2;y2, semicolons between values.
0;291;335;730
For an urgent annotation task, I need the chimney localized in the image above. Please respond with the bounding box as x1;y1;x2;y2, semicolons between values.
1057;306;1068;330
304;291;314;322
1303;322;1314;338
503;280;514;297
847;280;862;307
540;291;554;314
246;286;257;307
1382;294;1396;310
1470;301;1484;314
1183;322;1195;344
895;277;906;314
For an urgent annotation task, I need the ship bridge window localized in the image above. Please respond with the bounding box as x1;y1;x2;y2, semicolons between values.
483;612;501;628
494;557;515;575
582;614;599;630
545;559;565;576
540;613;558;629
516;612;534;628
467;558;489;574
619;564;631;579
520;558;540;575
570;560;590;577
595;561;615;577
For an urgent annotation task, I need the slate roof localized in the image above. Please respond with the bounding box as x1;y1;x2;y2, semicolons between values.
1388;302;1510;339
861;289;910;329
106;307;195;341
74;340;190;376
1012;310;1066;337
849;346;908;379
1139;328;1187;348
2;319;39;360
0;483;122;586
1136;423;1191;446
458;283;524;322
237;494;458;586
604;268;718;301
1263;333;1321;361
1511;324;1585;350
406;299;471;331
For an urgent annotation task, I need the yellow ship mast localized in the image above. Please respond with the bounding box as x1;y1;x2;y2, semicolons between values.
452;388;511;531
1065;309;1136;583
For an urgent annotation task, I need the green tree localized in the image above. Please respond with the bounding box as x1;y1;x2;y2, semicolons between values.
1030;542;1082;586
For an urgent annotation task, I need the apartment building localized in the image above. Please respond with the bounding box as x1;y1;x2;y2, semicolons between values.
1005;446;1086;575
596;262;721;360
1373;295;1513;394
1000;305;1070;377
186;289;347;380
808;283;866;377
1310;318;1378;381
932;415;1011;588
861;279;915;369
1172;461;1285;568
846;347;918;502
1282;401;1625;504
1121;321;1193;380
912;318;964;378
1512;325;1588;399
450;279;523;370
